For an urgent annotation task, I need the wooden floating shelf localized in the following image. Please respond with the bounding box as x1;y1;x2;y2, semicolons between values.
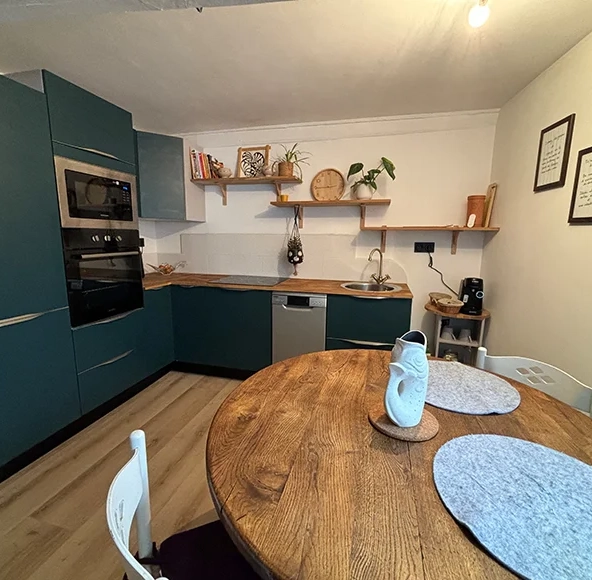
270;198;391;227
270;199;391;208
191;176;302;205
359;204;500;254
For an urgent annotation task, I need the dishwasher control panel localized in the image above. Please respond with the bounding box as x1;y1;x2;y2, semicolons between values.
272;293;327;308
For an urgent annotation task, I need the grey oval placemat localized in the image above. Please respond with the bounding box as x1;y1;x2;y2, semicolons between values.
427;360;520;415
434;435;592;580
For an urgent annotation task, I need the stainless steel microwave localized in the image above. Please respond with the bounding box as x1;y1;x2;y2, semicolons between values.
54;156;138;230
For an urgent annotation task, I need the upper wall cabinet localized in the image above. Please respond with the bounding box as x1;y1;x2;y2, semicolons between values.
136;130;205;222
7;69;135;171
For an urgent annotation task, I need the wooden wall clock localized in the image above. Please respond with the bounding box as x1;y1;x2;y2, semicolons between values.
311;169;346;201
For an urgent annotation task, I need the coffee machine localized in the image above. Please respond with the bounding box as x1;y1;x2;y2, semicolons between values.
459;278;484;315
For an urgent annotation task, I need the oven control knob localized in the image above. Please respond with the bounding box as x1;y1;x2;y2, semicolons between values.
104;235;111;242
91;235;100;242
115;235;122;242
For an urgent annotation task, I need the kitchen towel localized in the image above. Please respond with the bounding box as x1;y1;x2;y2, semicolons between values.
427;360;520;415
433;435;592;580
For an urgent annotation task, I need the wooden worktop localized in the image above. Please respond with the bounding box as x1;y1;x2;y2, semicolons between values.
143;273;413;299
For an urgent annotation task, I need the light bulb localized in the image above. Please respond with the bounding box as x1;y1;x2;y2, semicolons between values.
468;1;490;28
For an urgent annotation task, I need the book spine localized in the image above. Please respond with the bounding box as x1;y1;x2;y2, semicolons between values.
207;154;215;178
198;153;207;179
190;149;199;179
203;153;211;179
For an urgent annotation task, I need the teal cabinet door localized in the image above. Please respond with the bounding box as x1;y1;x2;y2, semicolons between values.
73;309;145;413
0;75;68;320
326;296;411;348
0;309;80;466
136;131;186;220
137;288;175;377
173;287;272;372
43;71;135;166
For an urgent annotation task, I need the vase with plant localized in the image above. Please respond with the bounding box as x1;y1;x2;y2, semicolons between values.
347;157;396;200
276;144;310;178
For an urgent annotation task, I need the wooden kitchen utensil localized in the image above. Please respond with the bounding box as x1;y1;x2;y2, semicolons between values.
311;169;346;201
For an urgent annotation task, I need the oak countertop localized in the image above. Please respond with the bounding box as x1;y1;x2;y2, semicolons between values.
143;273;413;299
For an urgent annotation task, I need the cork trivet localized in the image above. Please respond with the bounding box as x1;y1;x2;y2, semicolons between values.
368;399;439;442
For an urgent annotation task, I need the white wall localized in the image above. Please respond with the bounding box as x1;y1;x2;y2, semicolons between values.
481;32;592;384
142;111;497;334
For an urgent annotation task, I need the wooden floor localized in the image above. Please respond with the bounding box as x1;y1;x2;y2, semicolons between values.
0;371;240;580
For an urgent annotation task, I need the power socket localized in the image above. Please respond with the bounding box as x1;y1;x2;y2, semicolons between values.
414;242;435;253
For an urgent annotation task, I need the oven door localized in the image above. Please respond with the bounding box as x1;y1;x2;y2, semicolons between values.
55;156;138;230
66;250;144;327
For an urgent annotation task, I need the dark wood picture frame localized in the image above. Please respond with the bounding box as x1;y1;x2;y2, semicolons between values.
533;114;576;192
568;146;592;224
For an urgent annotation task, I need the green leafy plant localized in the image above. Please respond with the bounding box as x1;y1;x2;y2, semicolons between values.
276;143;311;176
347;157;396;192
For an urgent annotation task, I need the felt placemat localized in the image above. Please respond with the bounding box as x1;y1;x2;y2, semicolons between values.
433;435;592;580
427;360;520;415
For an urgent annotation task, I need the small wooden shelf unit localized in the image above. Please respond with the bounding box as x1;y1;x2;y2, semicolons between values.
191;176;302;205
424;302;490;365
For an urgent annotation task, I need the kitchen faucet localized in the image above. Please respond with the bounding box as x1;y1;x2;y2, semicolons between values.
368;248;391;285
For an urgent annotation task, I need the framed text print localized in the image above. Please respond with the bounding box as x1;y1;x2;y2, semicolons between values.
534;114;576;192
568;146;592;224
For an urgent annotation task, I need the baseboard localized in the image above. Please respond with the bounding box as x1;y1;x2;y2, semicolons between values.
0;364;173;483
172;361;255;381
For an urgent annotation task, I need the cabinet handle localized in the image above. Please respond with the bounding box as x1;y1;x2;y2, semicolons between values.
330;337;394;348
0;306;67;329
53;141;133;164
77;309;140;328
351;295;390;301
179;285;196;289
79;251;140;260
79;349;134;374
220;287;250;292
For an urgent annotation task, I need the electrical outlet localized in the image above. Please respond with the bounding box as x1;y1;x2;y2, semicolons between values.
414;242;435;253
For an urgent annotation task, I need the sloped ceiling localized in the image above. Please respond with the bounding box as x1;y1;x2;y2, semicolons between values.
0;0;591;134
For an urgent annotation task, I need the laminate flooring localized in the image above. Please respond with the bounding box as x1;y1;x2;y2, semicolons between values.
0;371;239;580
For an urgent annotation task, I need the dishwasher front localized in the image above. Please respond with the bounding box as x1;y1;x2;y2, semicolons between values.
272;292;327;363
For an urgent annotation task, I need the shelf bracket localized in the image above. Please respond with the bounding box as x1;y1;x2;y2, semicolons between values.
359;205;367;230
215;184;228;206
380;230;387;253
451;231;460;255
274;183;282;199
295;205;304;228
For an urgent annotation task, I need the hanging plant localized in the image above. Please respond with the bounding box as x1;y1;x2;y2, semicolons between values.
287;207;304;276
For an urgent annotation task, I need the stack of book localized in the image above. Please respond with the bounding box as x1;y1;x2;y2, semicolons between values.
190;149;223;180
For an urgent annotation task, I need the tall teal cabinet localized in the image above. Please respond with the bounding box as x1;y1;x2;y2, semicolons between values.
0;75;81;466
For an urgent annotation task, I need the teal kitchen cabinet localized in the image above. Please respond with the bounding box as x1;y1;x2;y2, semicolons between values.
137;287;175;377
326;296;411;351
136;131;186;220
0;309;80;467
173;286;272;371
0;75;81;466
73;309;145;414
43;71;135;167
0;74;69;321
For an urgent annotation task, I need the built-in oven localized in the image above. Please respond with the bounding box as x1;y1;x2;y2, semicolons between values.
63;229;144;327
54;156;138;230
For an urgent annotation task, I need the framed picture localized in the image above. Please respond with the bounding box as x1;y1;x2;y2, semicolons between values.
568;146;592;224
534;114;575;192
236;145;270;178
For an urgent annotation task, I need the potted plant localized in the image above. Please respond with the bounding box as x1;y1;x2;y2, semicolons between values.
347;157;396;200
276;144;310;178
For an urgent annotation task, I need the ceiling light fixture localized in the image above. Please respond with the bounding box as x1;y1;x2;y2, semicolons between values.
468;0;490;28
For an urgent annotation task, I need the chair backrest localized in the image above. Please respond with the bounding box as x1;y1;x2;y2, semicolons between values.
106;430;167;580
476;347;592;414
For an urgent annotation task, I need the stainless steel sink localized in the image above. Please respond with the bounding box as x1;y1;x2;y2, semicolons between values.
341;282;402;293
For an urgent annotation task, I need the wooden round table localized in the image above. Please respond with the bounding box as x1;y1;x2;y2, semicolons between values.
206;350;592;579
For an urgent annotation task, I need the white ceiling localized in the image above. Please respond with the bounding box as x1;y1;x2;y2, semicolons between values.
0;0;591;134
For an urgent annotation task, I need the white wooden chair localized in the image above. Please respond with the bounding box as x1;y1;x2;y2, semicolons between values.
107;430;259;580
106;430;166;580
476;347;592;414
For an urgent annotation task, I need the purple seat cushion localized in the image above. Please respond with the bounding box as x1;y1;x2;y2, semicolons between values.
159;520;259;580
